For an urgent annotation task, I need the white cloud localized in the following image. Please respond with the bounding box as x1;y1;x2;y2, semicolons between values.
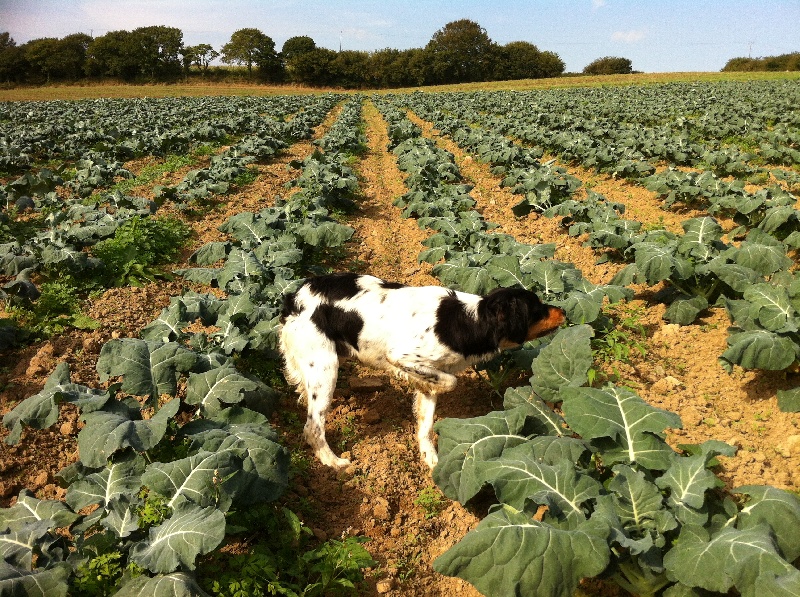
611;29;646;43
591;0;607;9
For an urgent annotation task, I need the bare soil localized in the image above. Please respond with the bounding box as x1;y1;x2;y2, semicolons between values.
1;97;798;597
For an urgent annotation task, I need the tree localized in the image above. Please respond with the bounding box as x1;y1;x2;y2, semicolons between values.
722;53;800;72
425;19;497;84
183;43;219;76
329;50;370;88
133;26;183;81
86;30;144;81
537;50;566;78
221;28;280;80
583;56;633;75
57;33;93;80
0;32;26;83
281;36;316;62
23;38;62;83
368;48;429;88
288;47;337;86
21;33;92;83
495;41;565;80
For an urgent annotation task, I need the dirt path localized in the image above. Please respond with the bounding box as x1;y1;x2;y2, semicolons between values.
277;100;488;596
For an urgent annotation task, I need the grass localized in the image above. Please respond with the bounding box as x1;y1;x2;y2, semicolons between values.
2;72;798;103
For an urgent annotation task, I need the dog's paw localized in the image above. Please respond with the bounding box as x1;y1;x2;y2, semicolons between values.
421;450;438;469
320;454;352;470
331;457;352;470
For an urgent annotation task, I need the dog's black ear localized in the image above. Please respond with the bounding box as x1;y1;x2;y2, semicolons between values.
280;291;299;322
482;288;534;343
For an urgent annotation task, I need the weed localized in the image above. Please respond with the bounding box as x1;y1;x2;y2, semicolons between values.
91;215;191;286
290;449;312;479
233;165;259;187
192;143;223;157
753;410;772;421
414;486;446;519
5;279;100;340
200;505;375;597
112;154;195;194
395;551;424;582
136;490;172;528
641;215;666;232
592;305;648;366
69;551;146;597
235;353;287;388
336;414;358;452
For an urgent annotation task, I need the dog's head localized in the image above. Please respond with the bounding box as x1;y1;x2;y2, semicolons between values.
482;287;566;347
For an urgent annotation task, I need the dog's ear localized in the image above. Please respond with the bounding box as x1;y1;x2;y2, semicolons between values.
482;289;535;345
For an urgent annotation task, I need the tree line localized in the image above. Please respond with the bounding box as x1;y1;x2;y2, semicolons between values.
722;52;800;72
0;20;568;88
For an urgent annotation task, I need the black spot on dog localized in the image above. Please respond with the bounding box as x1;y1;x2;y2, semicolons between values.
307;272;362;302
311;303;364;356
434;294;497;357
380;280;406;290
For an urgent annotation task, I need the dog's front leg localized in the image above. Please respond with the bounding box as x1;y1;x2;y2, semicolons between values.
300;357;351;470
414;390;439;469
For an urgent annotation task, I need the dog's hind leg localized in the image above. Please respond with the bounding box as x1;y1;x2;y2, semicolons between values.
414;390;439;469
389;359;457;469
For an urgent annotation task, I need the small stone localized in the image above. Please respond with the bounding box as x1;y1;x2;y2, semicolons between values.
376;579;396;593
363;409;382;425
312;528;328;542
349;377;386;393
728;411;743;422
778;435;800;457
651;376;681;395
82;336;102;353
660;324;680;337
372;497;391;521
31;471;49;490
60;420;76;436
0;481;18;498
25;344;55;377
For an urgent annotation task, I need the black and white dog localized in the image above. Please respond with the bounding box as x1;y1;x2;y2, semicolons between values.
279;272;565;470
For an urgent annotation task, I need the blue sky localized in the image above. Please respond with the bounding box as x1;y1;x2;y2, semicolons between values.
1;0;798;72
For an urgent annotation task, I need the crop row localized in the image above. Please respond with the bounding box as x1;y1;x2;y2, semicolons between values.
0;95;342;170
439;81;800;180
0;96;370;595
372;94;800;597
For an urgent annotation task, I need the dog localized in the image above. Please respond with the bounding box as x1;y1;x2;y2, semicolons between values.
279;272;566;470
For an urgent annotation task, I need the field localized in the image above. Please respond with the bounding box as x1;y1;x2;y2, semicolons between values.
1;74;800;596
